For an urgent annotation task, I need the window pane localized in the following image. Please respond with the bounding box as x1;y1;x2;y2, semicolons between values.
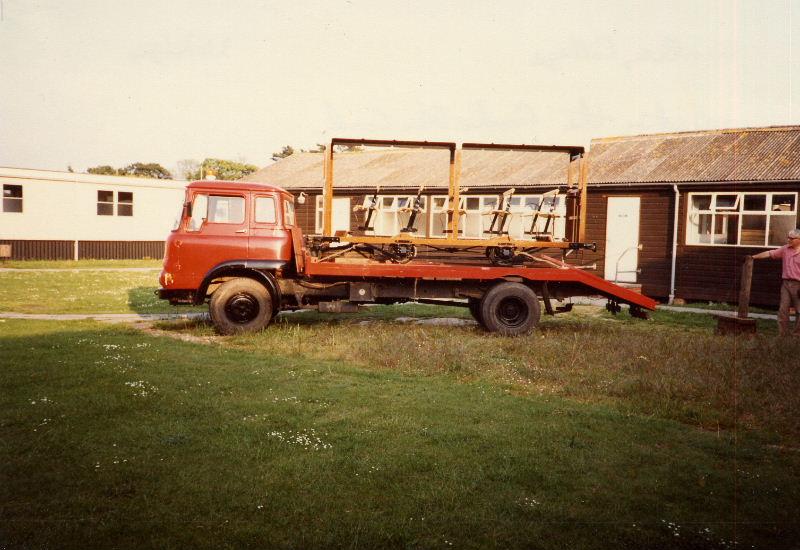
484;197;499;210
690;195;711;211
465;197;480;210
3;198;22;213
283;199;295;226
117;204;133;216
714;195;739;210
118;192;133;204
97;203;114;216
188;194;208;231
255;197;276;223
3;184;22;198
743;194;766;212
769;215;796;246
740;215;766;245
98;190;114;203
208;196;245;224
382;197;394;208
713;214;739;244
771;194;796;212
688;213;713;244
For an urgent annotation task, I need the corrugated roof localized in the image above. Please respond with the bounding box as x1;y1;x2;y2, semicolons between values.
246;126;800;190
244;148;572;190
587;126;800;183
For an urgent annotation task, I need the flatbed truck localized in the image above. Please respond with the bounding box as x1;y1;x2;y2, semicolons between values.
158;177;657;335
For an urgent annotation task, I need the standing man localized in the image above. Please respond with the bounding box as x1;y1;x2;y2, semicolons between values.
752;228;800;336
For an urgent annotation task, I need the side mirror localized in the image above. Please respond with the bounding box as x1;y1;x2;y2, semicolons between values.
183;201;192;218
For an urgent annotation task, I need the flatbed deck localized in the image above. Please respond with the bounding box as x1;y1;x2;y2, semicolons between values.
303;253;658;311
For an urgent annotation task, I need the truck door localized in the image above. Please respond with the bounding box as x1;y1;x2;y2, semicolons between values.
248;194;293;263
184;192;249;277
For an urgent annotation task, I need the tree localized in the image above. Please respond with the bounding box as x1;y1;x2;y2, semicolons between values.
118;163;172;179
177;159;200;180
335;144;363;153
186;158;259;181
87;165;118;176
271;145;294;161
301;143;326;153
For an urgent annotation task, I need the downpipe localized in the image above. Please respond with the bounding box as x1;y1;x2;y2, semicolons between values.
668;184;679;304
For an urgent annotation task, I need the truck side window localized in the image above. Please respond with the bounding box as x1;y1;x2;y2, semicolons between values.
255;197;276;223
188;194;208;231
283;199;295;226
208;196;245;224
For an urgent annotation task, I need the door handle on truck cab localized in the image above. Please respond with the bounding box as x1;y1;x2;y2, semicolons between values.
235;229;248;234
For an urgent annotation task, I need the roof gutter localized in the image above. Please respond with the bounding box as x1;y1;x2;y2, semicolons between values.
668;184;680;304
587;179;798;187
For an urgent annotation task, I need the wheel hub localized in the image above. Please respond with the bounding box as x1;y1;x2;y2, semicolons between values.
497;297;527;327
225;293;260;324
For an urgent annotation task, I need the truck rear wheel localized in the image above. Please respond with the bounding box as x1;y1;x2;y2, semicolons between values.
479;282;540;336
209;278;273;335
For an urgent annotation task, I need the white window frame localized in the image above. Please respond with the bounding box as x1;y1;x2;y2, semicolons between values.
97;190;115;216
428;193;566;240
361;194;428;236
686;191;798;248
507;193;566;241
315;195;352;234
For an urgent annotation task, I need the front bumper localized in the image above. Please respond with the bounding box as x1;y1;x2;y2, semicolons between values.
156;288;197;305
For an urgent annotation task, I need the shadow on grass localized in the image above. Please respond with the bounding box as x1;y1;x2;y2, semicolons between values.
127;286;207;315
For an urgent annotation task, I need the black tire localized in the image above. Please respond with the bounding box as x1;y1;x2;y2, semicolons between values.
209;278;273;335
479;282;541;336
468;297;486;328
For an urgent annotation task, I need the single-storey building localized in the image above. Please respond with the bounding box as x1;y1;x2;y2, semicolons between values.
245;126;800;306
583;126;799;306
0;167;186;260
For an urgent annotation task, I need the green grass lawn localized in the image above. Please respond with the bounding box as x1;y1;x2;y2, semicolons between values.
1;259;163;269
0;268;204;314
3;314;800;549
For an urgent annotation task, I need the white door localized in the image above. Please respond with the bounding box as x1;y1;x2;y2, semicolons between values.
332;197;351;233
604;197;641;282
317;196;351;234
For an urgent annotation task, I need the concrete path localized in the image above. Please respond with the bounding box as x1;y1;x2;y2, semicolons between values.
0;312;206;322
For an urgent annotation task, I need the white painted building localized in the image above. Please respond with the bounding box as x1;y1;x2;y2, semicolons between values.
0;167;187;259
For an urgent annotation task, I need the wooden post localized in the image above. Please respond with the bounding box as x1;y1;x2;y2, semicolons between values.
715;255;757;335
738;255;753;319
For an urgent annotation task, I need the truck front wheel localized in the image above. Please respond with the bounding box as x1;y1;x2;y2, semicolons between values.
209;278;273;335
479;282;540;336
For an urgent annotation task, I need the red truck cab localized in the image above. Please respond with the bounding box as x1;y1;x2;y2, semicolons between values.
159;180;299;307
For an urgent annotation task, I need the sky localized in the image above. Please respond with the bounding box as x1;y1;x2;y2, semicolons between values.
0;0;798;177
